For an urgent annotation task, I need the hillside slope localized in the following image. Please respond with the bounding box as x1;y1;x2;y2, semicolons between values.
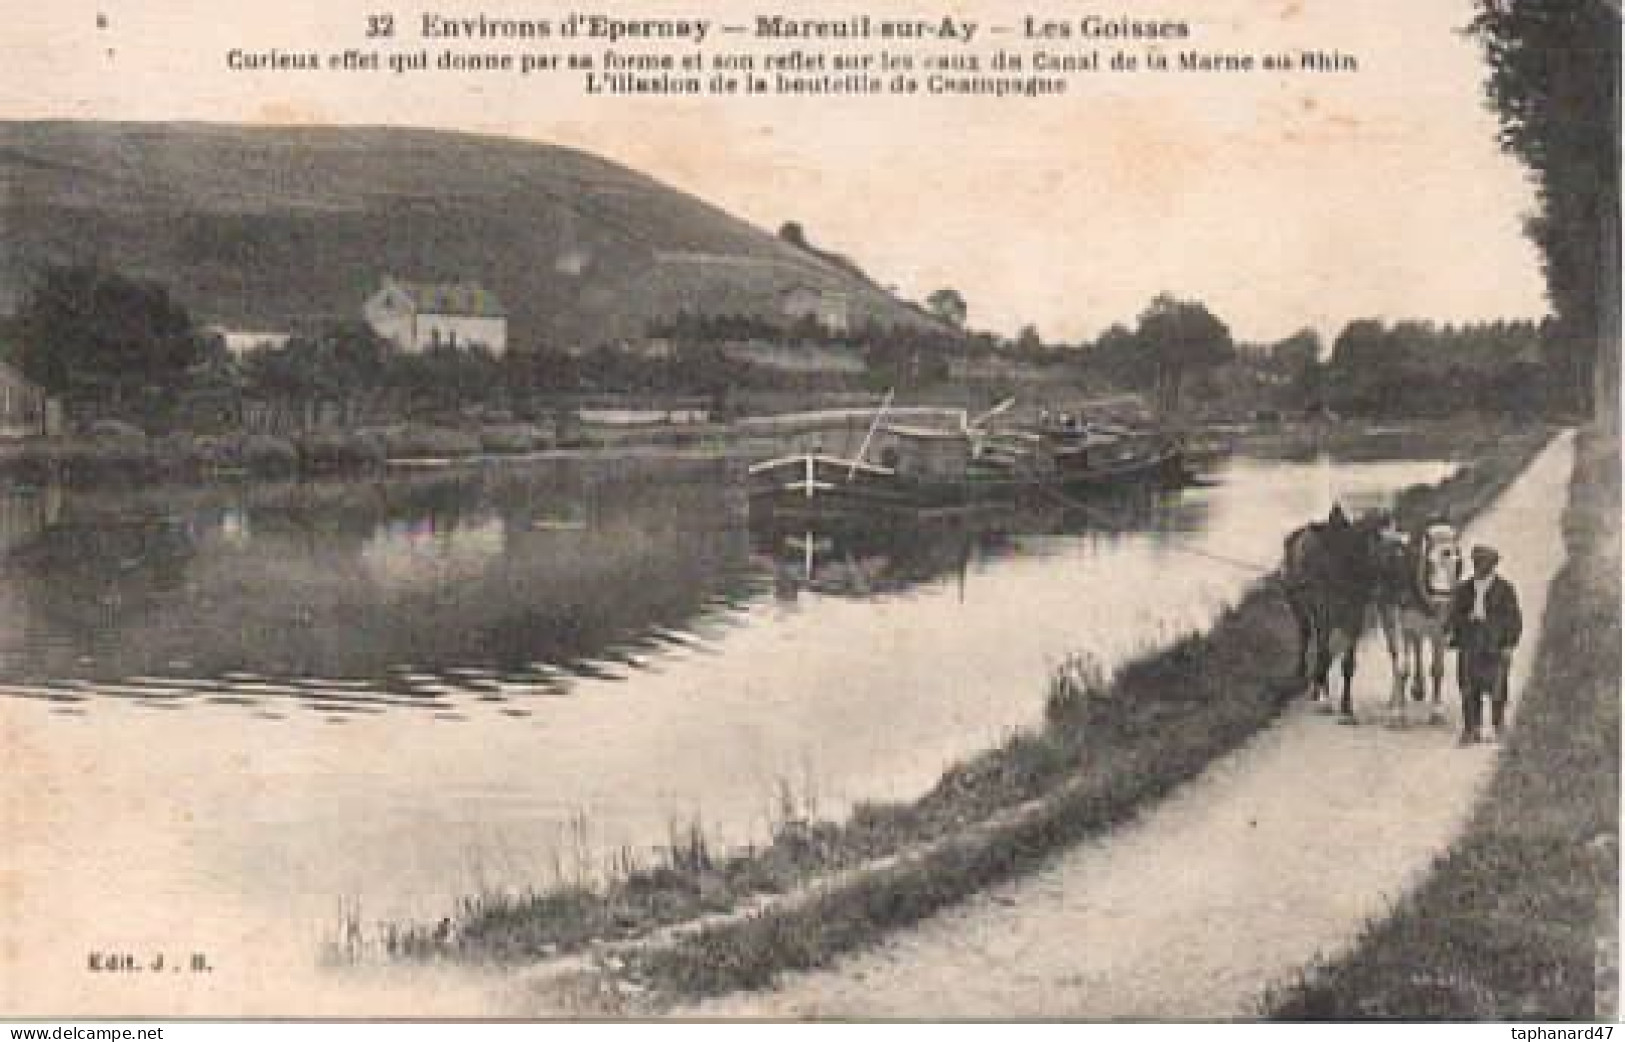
0;121;938;347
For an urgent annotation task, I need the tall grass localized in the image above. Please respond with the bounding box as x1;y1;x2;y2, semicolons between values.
1044;651;1109;727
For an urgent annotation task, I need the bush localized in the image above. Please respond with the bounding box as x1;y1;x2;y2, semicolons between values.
379;424;482;458
295;431;387;473
1044;652;1110;729
236;434;299;476
479;423;542;454
194;433;297;476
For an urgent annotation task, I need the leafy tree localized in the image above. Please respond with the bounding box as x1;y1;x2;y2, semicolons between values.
1270;328;1322;371
386;345;503;418
778;222;808;249
1132;294;1235;413
1326;319;1404;414
502;345;584;406
241;320;397;426
1270;327;1325;407
311;320;392;391
1328;319;1399;368
15;262;207;421
1322;316;1551;417
1470;0;1620;422
926;288;968;329
1014;324;1044;353
1076;323;1149;391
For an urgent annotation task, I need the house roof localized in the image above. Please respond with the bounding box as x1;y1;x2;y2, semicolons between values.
382;278;507;318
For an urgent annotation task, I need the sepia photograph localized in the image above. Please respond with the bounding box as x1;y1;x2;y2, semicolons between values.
0;0;1618;1024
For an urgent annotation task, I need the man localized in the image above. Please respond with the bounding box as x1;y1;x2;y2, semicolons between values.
1446;544;1522;744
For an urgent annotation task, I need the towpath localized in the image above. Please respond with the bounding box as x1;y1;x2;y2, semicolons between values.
696;431;1577;1019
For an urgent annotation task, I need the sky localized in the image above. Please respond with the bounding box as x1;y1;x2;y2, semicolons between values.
2;0;1551;343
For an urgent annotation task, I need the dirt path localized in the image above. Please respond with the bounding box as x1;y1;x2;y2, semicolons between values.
696;431;1577;1020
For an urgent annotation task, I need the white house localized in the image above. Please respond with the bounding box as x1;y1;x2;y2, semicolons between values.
363;277;508;355
781;286;851;335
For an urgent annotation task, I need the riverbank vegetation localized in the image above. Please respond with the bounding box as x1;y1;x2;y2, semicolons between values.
0;259;1579;475
1266;428;1618;1020
382;429;1552;1003
1227;414;1547;465
0;424;555;486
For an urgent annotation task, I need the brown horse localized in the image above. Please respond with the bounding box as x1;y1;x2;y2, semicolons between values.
1371;518;1462;723
1280;506;1388;722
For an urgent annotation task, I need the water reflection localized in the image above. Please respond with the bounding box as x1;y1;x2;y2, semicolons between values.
752;482;1213;602
0;460;758;713
757;524;974;600
359;515;508;592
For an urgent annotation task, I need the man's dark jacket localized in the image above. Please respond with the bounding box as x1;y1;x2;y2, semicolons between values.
1446;574;1522;653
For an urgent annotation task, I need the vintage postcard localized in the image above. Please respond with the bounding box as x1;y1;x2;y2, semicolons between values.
0;0;1617;1023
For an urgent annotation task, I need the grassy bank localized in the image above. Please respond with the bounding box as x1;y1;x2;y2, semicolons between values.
1226;415;1556;462
1266;427;1618;1021
387;429;1553;999
0;423;607;487
0;414;1526;489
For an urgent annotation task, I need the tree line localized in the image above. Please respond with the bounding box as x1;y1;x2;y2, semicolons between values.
1074;311;1560;421
1318;318;1554;418
0;262;960;431
0;261;1568;434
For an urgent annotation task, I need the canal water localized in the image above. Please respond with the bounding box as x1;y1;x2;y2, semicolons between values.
0;450;1455;991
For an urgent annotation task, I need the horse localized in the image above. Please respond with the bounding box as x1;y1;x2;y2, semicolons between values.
1371;517;1462;724
1280;506;1388;723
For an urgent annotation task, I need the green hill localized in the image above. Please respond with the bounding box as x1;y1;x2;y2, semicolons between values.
0;121;943;348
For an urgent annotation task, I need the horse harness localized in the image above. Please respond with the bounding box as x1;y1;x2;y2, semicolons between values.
1379;523;1460;618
